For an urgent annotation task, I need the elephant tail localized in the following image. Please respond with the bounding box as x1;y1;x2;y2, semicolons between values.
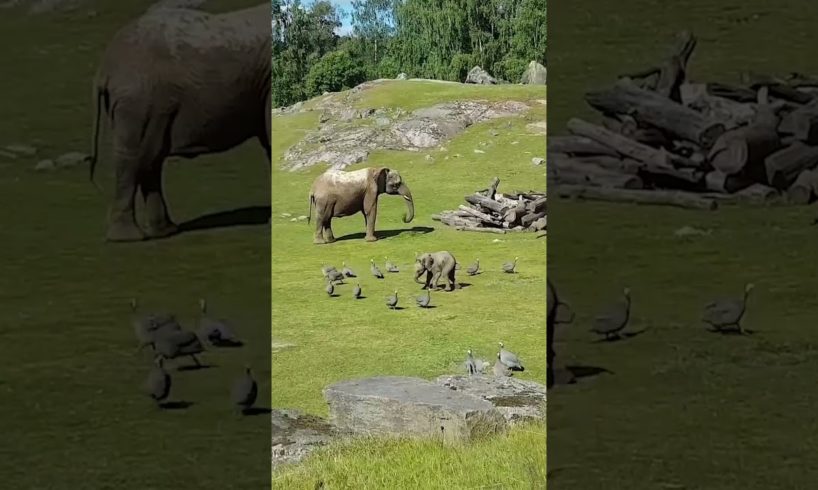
307;193;314;224
87;77;110;191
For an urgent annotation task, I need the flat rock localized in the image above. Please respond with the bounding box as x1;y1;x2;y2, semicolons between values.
324;376;506;442
526;121;547;135
465;65;496;85
5;144;36;156
435;375;546;424
271;409;338;470
520;61;547;85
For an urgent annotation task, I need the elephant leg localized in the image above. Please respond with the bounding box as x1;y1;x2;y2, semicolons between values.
141;159;178;239
431;271;442;289
258;134;271;164
447;268;456;291
323;218;336;243
364;207;378;242
313;214;326;244
424;271;432;289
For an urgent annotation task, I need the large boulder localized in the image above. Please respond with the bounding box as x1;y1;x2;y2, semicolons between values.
271;409;338;470
435;375;547;424
520;61;547;85
465;66;497;85
324;376;506;442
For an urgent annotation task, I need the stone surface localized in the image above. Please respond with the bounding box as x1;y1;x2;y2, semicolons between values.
56;151;86;168
520;61;547;85
465;65;497;85
396;72;408;80
324;376;506;443
6;144;36;156
271;409;338;470
526;121;547;135
34;159;55;171
435;375;547;424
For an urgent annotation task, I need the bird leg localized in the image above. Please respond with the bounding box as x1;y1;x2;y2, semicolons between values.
191;355;202;368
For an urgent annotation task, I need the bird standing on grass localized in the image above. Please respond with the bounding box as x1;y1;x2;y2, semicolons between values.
416;289;431;308
703;283;754;334
196;299;241;346
353;283;362;299
154;329;205;368
465;349;478;375
326;269;345;284
466;259;480;276
498;342;525;371
590;287;631;340
231;365;258;415
326;281;335;297
342;262;357;277
493;353;512;377
385;257;399;273
131;298;180;352
386;290;399;309
371;259;384;279
145;357;171;407
502;257;518;273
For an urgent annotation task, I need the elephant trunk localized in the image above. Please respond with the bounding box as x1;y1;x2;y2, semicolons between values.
398;184;414;223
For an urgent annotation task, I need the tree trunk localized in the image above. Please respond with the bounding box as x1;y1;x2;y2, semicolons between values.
557;185;718;210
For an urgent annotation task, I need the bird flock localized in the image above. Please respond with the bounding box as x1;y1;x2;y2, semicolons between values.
132;298;258;413
462;342;526;377
320;255;521;311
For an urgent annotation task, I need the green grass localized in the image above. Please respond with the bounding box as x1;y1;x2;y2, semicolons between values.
0;2;271;488
273;420;547;489
271;81;546;485
549;1;818;489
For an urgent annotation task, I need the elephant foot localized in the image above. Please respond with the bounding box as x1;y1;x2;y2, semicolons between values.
313;236;326;244
144;221;179;240
325;235;336;243
106;221;146;242
365;234;378;242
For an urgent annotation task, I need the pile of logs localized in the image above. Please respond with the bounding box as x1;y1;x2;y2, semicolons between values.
551;30;818;210
432;178;546;234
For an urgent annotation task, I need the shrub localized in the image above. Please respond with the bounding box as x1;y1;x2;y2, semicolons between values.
305;50;366;97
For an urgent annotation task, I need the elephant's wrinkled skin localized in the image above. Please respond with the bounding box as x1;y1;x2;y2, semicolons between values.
308;167;415;244
88;3;271;242
414;251;457;291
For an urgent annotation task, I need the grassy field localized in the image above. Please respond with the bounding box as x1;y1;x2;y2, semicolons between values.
548;1;818;488
0;2;272;488
271;81;546;487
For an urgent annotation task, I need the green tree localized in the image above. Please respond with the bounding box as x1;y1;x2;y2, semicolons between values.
305;50;367;96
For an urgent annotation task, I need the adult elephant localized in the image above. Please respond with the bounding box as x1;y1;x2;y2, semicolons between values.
414;251;457;291
87;3;271;242
308;167;414;244
547;279;575;388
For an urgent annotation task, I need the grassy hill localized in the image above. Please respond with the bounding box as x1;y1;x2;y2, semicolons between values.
271;80;546;488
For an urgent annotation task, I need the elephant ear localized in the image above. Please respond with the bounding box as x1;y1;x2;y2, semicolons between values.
424;255;434;270
373;167;390;193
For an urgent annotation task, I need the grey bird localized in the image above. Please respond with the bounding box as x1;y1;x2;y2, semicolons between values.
196;299;241;346
466;259;480;276
502;257;518;273
131;298;180;352
326;280;335;297
465;349;478;375
498;342;525;371
493;353;512;377
231;365;258;415
371;259;384;279
385;256;399;273
386;290;399;309
145;356;171;407
590;287;631;340
342;262;357;277
154;329;205;368
416;288;431;308
321;265;337;277
703;283;754;334
353;283;362;299
326;269;345;284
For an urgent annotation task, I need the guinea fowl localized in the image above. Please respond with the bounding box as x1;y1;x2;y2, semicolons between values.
196;299;241;347
385;257;399;273
703;283;754;333
321;265;337;277
386;290;399;309
591;287;631;340
153;329;205;368
416;289;431;308
231;365;258;415
131;299;181;352
493;353;512;377
502;257;518;273
342;262;357;277
326;269;345;284
498;342;525;371
371;259;384;279
326;280;335;297
353;283;362;299
145;357;171;407
465;349;478;375
466;259;480;276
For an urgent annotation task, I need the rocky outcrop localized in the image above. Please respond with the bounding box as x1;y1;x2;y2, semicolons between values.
282;99;529;170
465;66;497;85
520;61;547;85
396;72;408;80
324;376;507;443
272;409;338;470
435;375;546;424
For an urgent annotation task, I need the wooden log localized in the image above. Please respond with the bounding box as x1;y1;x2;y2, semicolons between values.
486;177;500;199
704;170;754;193
566;119;702;182
787;169;818;204
521;211;546;228
585;80;726;147
681;83;756;130
617;31;696;101
531;216;547;231
706;82;757;103
557;185;719;210
527;196;548;213
708;118;781;180
455;226;507;234
763;141;818;189
464;194;508;214
550;153;643;174
778;101;818;143
703;184;781;206
550;154;644;188
547;135;619;157
743;72;814;104
458;205;502;226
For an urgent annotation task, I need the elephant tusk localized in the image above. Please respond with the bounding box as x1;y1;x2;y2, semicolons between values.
403;195;412;201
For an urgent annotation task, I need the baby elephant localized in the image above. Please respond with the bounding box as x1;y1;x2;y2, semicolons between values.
414;251;457;291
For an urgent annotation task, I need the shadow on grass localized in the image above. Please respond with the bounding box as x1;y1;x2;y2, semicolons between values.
242;407;273;416
566;365;613;379
177;363;216;372
590;328;649;343
159;401;194;410
210;340;245;348
336;226;435;242
416;305;437;309
178;205;270;233
707;327;757;336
